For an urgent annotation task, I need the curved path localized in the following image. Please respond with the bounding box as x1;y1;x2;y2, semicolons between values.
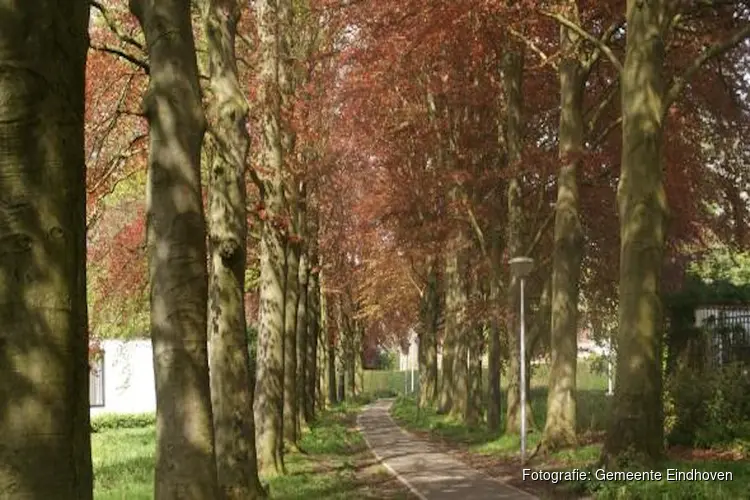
357;399;538;500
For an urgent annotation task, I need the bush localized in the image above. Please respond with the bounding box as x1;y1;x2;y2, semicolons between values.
91;412;156;433
665;362;750;447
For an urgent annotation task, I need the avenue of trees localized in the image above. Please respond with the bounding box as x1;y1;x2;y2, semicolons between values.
1;0;750;498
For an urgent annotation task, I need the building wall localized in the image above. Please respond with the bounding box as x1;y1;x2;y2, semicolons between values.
90;339;156;416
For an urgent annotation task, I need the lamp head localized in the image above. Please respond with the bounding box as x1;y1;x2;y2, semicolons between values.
509;256;534;278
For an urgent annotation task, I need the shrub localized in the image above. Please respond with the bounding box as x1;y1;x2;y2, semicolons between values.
91;412;156;433
665;362;750;447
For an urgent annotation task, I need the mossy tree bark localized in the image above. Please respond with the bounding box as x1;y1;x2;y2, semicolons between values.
604;0;669;465
0;2;92;498
543;0;585;451
253;0;287;475
201;0;266;496
129;0;219;496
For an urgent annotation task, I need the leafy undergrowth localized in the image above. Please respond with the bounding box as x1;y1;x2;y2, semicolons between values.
92;399;413;499
391;396;750;499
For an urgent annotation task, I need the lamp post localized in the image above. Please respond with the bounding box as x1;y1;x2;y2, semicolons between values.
509;256;534;461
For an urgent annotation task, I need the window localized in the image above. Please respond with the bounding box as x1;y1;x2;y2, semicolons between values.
90;351;105;407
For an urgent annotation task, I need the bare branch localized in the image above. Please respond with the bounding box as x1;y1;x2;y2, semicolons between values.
91;44;150;74
584;20;624;72
590;116;623;148
541;10;623;73
586;79;619;135
508;27;559;70
525;209;555;257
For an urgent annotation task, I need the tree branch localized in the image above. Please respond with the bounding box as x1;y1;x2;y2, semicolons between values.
541;10;623;73
90;0;145;52
590;116;622;148
525;209;555;257
91;44;150;74
586;79;619;135
508;27;559;70
584;20;624;72
663;23;750;113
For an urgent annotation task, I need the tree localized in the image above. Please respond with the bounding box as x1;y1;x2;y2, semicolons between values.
129;0;218;496
200;0;266;497
0;2;92;498
604;0;750;465
542;0;589;451
254;0;288;475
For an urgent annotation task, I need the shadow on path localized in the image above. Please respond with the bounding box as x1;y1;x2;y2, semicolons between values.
358;400;538;500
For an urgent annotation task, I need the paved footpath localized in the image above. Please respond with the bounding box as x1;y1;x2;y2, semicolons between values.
358;399;538;500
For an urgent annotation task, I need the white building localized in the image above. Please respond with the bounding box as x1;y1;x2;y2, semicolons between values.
89;339;156;416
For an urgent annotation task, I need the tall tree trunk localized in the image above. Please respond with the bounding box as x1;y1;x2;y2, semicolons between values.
318;277;330;410
280;0;299;443
296;247;309;431
305;252;320;423
466;269;484;426
543;0;585;451
324;287;337;405
0;4;92;498
467;323;484;426
201;0;265;496
129;0;219;496
283;236;299;445
418;259;439;407
503;48;534;434
604;0;668;465
487;279;504;431
437;261;456;414
446;239;469;421
253;0;286;475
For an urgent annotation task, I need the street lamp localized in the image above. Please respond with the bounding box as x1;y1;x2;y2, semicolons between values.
509;256;534;461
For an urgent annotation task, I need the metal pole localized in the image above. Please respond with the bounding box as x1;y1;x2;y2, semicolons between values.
520;276;527;461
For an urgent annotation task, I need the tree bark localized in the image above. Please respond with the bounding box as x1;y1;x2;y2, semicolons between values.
305;231;320;422
487;278;504;431
201;0;265;496
253;0;287;475
604;0;669;465
296;247;309;431
437;258;456;414
0;3;92;498
503;48;534;434
543;0;585;451
280;0;299;442
129;0;219;496
446;238;469;421
418;259;439;407
283;236;299;445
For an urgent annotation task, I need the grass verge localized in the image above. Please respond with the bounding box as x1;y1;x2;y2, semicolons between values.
92;399;413;499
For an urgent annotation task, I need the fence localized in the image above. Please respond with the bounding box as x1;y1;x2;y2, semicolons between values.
696;307;750;368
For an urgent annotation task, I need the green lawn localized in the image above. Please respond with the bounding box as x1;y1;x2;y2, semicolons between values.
389;362;750;499
92;401;413;499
